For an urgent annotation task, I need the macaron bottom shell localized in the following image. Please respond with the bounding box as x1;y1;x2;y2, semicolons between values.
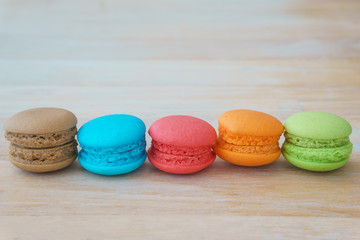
213;145;281;166
10;155;77;173
147;146;216;174
78;150;146;175
282;151;349;172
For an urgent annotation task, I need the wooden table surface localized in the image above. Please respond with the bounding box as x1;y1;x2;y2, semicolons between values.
1;0;360;239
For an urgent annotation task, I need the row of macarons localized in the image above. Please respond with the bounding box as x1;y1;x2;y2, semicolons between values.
4;108;353;175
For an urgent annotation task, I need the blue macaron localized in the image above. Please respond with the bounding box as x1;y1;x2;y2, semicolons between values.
77;114;147;175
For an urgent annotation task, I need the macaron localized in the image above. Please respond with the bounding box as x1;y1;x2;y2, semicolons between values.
282;111;353;172
148;115;217;174
213;109;284;166
4;107;78;172
77;114;146;175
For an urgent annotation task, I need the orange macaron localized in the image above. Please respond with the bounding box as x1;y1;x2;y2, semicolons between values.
213;109;284;166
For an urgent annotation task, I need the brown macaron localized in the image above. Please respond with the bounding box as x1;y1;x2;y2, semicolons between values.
4;107;78;172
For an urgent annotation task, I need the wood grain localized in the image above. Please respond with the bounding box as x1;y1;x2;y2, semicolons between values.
0;0;359;239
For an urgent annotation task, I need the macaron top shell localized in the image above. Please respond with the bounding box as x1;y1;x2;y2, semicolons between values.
219;109;284;137
148;115;217;147
77;114;146;148
284;111;352;139
4;107;77;134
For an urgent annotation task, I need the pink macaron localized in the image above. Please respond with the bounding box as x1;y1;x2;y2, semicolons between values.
148;115;217;174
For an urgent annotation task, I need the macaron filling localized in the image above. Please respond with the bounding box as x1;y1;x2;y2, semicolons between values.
79;146;146;166
216;130;280;155
5;127;77;148
282;141;353;163
284;132;350;148
80;139;146;155
151;140;210;156
148;146;215;166
219;127;280;146
79;139;146;167
215;137;279;154
9;140;78;164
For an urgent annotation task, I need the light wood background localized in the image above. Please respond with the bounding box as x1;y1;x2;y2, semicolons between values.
1;0;360;239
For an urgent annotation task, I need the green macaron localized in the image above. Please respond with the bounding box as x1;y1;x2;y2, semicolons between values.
282;111;353;172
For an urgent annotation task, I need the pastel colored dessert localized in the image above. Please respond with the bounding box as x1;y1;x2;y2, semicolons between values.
148;115;217;174
4;107;78;172
213;109;284;166
77;114;146;175
282;111;353;172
